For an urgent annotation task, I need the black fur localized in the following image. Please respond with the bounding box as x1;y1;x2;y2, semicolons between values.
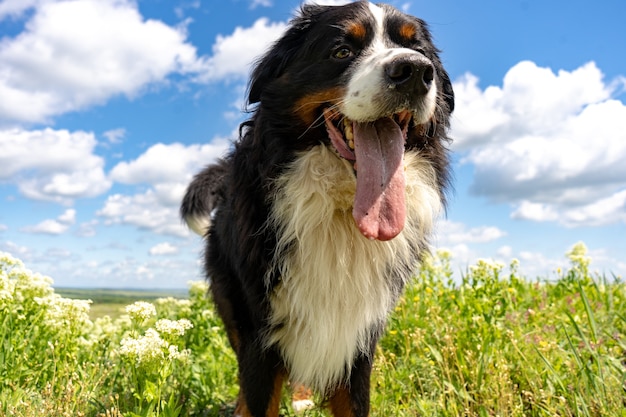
180;159;229;231
181;2;454;416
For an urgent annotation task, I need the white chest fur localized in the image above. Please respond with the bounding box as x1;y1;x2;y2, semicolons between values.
265;145;441;393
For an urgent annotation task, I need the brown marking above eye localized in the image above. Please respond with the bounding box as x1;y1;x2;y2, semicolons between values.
347;21;367;41
399;23;416;43
294;87;345;125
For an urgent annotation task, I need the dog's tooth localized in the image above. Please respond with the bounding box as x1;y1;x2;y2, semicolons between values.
345;123;354;142
348;139;355;149
346;127;354;141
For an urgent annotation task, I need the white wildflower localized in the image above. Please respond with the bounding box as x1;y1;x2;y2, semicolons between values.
167;345;190;360
119;328;167;367
0;289;12;302
155;319;193;337
155;297;192;313
188;280;209;296
473;258;505;270
125;301;156;321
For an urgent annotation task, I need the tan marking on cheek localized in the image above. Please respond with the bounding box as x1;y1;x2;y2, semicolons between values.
294;87;345;125
399;23;416;42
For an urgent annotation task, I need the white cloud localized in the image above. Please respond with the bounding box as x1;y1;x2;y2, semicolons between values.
0;224;8;232
110;140;229;186
434;220;507;246
303;0;351;5
51;256;201;288
0;0;46;19
97;190;188;237
250;0;272;8
100;139;231;236
76;220;98;238
22;208;76;235
149;242;179;256
510;201;559;223
0;128;111;203
0;241;33;261
103;128;126;144
496;245;513;259
517;250;560;278
57;208;76;224
0;0;205;124
451;61;626;227
174;1;200;19
194;18;287;83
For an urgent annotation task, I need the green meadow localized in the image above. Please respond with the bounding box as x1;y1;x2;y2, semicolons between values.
1;243;624;416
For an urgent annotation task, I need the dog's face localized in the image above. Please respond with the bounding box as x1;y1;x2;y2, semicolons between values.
249;2;454;120
249;1;453;241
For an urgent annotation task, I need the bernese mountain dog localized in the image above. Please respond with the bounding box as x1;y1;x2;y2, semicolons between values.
181;2;454;416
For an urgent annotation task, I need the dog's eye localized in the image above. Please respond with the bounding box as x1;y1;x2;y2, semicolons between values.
332;47;354;60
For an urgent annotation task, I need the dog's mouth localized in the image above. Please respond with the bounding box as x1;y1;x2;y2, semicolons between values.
323;108;414;241
323;109;412;163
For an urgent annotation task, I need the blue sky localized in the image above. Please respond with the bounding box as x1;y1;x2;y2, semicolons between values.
1;0;624;289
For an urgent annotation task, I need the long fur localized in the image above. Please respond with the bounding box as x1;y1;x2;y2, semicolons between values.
266;146;441;392
181;2;454;416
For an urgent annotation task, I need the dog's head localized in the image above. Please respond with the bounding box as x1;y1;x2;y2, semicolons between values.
248;1;454;241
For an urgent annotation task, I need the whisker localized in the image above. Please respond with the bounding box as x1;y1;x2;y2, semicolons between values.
297;100;347;139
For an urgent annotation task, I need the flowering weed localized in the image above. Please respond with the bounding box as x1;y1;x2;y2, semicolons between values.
1;245;625;416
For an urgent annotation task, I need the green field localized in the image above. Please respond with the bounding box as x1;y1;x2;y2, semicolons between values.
1;243;625;417
56;288;188;320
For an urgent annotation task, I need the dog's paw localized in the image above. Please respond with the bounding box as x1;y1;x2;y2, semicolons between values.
292;399;315;413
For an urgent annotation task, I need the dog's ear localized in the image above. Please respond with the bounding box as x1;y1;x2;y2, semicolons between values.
438;67;455;113
409;16;455;113
247;5;322;105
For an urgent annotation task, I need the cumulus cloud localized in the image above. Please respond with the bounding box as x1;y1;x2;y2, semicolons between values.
100;139;230;236
103;128;126;144
193;18;287;83
0;0;295;125
22;208;76;235
110;140;229;186
0;128;111;203
97;190;187;237
0;241;33;261
0;0;205;125
0;0;46;19
451;61;626;227
149;242;179;256
434;220;507;246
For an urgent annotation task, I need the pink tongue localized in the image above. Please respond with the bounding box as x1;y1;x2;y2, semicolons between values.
353;118;406;241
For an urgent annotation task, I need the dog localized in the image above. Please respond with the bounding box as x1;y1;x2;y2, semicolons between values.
181;2;454;416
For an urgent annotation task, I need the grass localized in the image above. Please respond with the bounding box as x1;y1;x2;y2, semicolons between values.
56;288;188;320
1;242;625;416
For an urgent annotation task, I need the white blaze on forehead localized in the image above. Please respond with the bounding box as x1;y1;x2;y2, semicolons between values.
368;2;385;41
341;2;438;122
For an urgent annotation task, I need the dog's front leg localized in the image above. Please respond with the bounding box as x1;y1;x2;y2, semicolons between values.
235;341;285;417
328;353;373;417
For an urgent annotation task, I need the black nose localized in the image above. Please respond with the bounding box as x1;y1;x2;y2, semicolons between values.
385;55;434;95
